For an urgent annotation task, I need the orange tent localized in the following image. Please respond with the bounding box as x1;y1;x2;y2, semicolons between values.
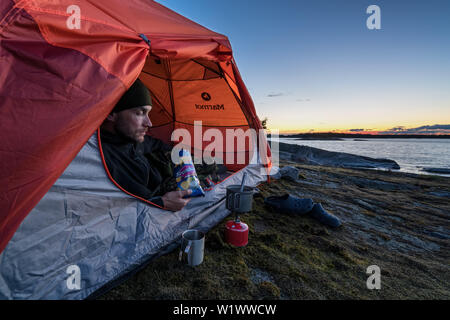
0;0;271;257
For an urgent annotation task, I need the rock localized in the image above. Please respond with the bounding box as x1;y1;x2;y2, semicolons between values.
276;142;400;170
423;230;450;240
279;166;300;181
249;267;275;285
278;151;293;161
428;190;450;198
348;176;418;191
269;165;302;181
421;167;450;174
399;234;441;252
354;199;380;212
295;137;344;141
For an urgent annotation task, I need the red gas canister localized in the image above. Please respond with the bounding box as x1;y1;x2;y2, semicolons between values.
225;220;249;247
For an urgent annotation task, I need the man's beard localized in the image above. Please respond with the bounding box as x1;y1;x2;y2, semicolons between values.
114;122;141;144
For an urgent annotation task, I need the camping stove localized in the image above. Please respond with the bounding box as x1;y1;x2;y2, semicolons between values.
224;173;252;247
225;218;249;247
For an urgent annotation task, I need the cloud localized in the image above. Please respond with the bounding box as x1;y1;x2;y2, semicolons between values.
267;92;284;97
379;124;450;135
413;124;450;131
389;126;406;132
349;129;365;132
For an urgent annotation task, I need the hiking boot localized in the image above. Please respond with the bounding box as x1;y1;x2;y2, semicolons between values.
264;194;314;215
309;203;341;228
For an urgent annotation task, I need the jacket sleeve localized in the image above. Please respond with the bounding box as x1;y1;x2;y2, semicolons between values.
148;196;164;208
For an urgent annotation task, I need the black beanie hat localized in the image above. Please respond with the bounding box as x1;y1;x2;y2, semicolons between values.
113;78;152;113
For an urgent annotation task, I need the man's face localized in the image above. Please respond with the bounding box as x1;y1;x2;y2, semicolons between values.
112;105;152;143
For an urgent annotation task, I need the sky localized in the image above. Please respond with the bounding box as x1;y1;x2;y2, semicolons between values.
158;0;450;134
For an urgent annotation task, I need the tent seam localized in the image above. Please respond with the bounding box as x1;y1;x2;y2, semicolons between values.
37;22;139;85
0;0;27;36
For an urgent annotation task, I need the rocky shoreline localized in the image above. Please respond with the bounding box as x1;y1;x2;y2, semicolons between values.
276;142;400;170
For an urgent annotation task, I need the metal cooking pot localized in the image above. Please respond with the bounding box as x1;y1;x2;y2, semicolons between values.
226;185;254;213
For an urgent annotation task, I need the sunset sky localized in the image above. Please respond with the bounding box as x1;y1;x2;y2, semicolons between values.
159;0;450;134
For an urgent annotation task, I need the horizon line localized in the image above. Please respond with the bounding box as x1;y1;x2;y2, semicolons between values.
273;131;450;136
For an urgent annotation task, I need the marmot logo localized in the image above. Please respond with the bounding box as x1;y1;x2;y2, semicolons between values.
201;92;211;101
195;104;224;111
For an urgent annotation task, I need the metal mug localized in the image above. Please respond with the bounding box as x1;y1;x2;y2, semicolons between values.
179;229;205;267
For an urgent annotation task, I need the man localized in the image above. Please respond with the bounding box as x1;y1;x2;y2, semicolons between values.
100;78;191;211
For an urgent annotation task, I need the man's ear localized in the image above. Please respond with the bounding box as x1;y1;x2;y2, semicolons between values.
106;113;117;122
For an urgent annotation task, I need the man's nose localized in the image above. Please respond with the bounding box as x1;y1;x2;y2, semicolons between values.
144;115;152;128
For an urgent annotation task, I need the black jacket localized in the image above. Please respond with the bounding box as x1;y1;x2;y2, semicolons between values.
99;129;173;207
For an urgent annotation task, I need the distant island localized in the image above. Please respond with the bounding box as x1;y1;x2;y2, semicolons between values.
269;133;450;140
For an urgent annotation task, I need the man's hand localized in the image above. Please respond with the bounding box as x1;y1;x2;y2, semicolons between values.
161;189;192;211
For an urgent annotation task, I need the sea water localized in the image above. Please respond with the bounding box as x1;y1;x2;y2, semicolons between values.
278;138;450;177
